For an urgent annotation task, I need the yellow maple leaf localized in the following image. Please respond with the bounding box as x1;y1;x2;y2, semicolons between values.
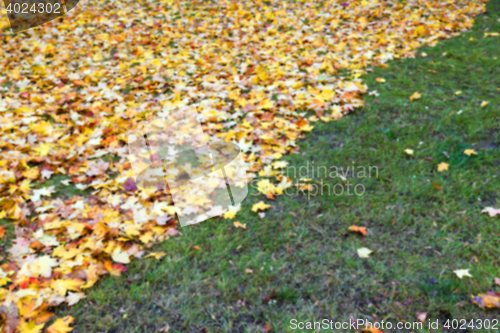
251;201;271;212
22;167;40;180
47;316;74;333
145;252;166;260
409;92;421;100
464;149;477;156
139;231;154;244
33;143;51;157
51;279;84;296
223;210;236;219
233;221;246;229
480;101;489;107
437;162;449;172
454;269;472;279
17;320;44;333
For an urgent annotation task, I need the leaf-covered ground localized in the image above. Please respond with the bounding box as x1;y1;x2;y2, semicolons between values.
0;0;493;331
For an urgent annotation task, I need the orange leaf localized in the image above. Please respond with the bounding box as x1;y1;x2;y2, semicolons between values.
472;294;500;309
348;225;367;236
432;182;442;190
363;328;384;333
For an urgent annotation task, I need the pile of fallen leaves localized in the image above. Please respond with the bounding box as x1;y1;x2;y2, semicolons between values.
0;0;486;331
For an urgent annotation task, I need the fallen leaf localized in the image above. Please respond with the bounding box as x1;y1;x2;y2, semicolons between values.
472;294;500;308
404;149;414;155
409;92;421;100
16;320;44;333
432;182;442;190
145;252;166;260
437;162;449;172
66;292;86;306
480;101;489;107
47;316;74;333
464;149;477;156
362;328;384;333
376;78;386;82
251;201;271;212
233;221;247;229
357;248;373;258
482;207;500;217
349;225;367;236
416;312;427;323
454;269;472;279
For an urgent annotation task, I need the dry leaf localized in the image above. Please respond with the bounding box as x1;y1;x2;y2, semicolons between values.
251;201;271;212
47;316;74;333
233;221;246;229
464;149;477;156
357;248;373;258
473;294;500;309
416;312;427;323
454;269;472;279
437;162;449;172
349;225;367;236
482;207;500;217
404;149;414;155
409;92;421;100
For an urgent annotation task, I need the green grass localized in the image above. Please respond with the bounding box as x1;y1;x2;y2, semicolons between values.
52;3;500;332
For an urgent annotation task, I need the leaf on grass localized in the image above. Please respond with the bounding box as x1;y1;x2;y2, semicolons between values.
362;328;384;333
145;252;166;260
409;92;421;100
404;149;414;155
437;162;449;172
482;207;500;217
348;225;367;236
357;248;373;258
416;312;427;323
66;292;86;306
454;269;472;279
463;149;477;156
472;294;500;309
233;221;246;229
432;182;442;190
251;201;271;212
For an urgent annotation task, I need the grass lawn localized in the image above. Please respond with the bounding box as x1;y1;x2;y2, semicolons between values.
48;1;500;332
